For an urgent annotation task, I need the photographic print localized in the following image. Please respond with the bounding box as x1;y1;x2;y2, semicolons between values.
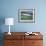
18;9;35;23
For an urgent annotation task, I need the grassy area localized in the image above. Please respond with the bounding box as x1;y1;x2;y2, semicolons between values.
21;15;33;20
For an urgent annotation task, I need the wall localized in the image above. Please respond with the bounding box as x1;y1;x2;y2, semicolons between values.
0;0;46;32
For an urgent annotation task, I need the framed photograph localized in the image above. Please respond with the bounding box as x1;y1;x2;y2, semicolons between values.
18;9;35;23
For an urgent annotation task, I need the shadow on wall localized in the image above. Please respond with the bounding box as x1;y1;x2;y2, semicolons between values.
0;16;5;46
0;16;5;32
0;33;4;46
